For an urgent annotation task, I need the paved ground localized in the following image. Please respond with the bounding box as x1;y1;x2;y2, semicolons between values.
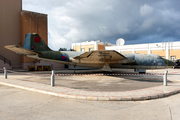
1;85;180;120
0;68;180;101
0;69;178;92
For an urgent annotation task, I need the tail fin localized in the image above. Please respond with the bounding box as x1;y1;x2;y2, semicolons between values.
23;33;51;52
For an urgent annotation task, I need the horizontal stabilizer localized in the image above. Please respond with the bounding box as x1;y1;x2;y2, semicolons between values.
4;45;38;55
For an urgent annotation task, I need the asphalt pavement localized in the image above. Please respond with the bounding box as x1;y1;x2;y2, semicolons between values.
1;85;180;120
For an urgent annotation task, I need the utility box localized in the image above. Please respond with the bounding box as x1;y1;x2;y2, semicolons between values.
37;65;43;71
43;66;51;71
28;66;35;71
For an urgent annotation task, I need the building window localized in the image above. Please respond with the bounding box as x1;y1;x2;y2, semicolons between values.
81;48;85;52
89;48;93;51
171;56;176;61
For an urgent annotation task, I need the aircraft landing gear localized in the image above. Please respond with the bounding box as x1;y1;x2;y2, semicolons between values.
103;71;113;74
73;66;76;74
102;63;112;73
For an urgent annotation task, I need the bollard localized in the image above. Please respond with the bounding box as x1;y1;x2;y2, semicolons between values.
163;70;168;86
51;70;55;87
3;67;7;79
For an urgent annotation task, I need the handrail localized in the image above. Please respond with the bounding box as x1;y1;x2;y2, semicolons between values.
0;55;11;66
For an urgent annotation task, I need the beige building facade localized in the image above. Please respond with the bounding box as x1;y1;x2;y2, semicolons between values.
71;41;114;52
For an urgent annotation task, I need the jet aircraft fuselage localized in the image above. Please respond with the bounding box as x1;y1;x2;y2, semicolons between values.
5;33;175;72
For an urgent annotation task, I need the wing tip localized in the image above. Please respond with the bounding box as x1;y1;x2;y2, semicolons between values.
4;45;38;55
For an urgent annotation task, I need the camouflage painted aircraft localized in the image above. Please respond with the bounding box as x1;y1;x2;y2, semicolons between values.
5;33;175;73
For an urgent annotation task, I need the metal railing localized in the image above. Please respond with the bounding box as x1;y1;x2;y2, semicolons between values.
0;55;11;66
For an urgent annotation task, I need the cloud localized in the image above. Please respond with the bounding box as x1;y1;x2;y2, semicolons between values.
140;4;154;16
23;0;180;50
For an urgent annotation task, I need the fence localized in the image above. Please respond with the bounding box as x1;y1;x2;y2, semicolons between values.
1;67;168;86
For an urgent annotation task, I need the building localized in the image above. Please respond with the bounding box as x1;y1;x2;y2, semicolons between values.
106;41;180;61
0;0;64;70
71;41;114;52
0;0;22;69
21;10;48;68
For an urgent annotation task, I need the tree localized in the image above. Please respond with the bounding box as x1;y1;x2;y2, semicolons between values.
59;48;67;51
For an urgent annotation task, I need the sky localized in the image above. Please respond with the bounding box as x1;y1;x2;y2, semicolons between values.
23;0;180;50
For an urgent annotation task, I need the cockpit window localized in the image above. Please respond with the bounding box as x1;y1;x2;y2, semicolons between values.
152;54;160;59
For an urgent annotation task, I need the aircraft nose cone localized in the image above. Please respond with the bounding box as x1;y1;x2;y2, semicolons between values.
161;57;175;67
168;60;175;66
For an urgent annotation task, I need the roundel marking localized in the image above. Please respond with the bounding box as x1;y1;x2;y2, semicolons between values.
34;36;41;43
60;54;67;61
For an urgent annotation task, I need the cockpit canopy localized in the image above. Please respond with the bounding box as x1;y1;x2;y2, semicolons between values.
151;54;160;59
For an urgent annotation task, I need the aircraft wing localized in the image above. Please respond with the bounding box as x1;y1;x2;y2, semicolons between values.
74;50;126;61
4;45;38;55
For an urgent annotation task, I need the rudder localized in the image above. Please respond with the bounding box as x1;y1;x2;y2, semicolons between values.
23;33;51;52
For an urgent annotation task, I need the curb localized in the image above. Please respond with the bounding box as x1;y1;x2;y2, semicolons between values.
0;81;180;101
